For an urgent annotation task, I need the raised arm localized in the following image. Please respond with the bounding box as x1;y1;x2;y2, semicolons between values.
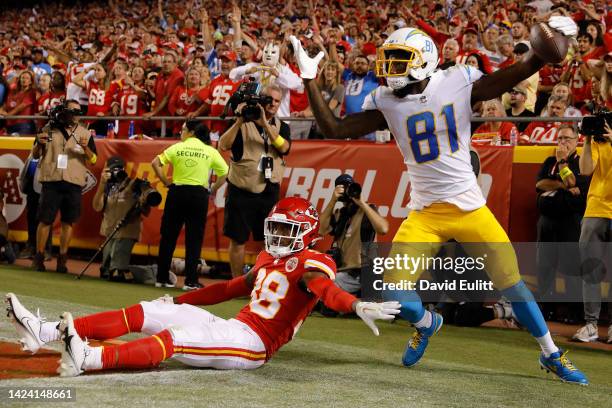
472;17;578;104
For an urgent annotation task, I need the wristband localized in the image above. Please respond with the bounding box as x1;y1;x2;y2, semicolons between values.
272;135;286;149
559;166;573;180
89;153;97;165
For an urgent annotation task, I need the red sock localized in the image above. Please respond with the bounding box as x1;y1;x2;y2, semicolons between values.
74;304;144;340
101;329;174;369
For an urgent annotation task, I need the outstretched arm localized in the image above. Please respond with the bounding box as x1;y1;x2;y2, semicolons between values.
174;272;255;305
471;51;544;104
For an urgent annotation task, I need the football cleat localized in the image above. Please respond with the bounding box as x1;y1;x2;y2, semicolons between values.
539;349;589;385
402;311;443;367
5;293;45;354
57;312;88;377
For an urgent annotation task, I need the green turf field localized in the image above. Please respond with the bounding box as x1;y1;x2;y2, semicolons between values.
0;265;610;408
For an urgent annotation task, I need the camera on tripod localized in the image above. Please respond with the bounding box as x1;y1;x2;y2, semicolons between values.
579;110;612;143
224;78;273;122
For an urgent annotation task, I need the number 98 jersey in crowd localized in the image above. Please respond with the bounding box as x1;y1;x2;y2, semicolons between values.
363;65;485;211
235;249;336;359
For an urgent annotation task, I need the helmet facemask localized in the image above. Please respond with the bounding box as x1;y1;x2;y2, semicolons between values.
376;47;426;90
264;216;311;258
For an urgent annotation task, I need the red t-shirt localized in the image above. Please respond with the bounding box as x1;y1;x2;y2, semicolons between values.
168;86;206;134
235;250;337;359
538;64;564;88
205;75;242;135
288;64;309;113
5;88;36;126
154;68;185;116
521;121;568;145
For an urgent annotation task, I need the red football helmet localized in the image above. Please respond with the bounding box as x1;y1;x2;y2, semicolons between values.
264;197;320;258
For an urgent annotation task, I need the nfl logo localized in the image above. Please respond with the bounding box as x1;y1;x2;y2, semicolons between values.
420;95;428;104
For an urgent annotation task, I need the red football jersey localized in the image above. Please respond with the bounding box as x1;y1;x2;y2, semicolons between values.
521;121;568;145
85;79;109;117
37;90;65;114
116;87;148;138
235;250;337;359
205;75;242;134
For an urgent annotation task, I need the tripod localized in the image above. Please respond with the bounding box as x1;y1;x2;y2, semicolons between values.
76;202;142;280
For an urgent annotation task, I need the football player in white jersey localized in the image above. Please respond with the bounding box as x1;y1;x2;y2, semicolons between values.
289;17;589;385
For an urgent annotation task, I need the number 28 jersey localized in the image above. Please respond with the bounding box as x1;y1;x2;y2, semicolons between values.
235;249;336;359
363;65;486;211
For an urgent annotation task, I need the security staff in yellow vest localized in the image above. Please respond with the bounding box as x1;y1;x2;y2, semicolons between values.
92;156;150;282
319;174;389;298
31;99;97;273
219;84;291;278
152;121;228;290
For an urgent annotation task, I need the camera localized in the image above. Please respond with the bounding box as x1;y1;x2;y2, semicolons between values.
47;102;79;131
224;78;273;122
109;166;128;184
579;110;612;142
132;178;162;207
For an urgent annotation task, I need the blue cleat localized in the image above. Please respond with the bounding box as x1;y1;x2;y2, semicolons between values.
539;350;589;385
402;312;443;367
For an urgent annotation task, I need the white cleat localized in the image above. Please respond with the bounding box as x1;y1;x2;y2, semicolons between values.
57;312;88;377
572;323;599;343
5;293;45;354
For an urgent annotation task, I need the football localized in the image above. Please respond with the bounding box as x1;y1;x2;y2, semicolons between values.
530;22;568;64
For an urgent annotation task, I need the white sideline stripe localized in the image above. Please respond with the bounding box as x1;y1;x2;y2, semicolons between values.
304;260;335;280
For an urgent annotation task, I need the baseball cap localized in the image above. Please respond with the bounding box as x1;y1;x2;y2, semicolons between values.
335;174;354;186
464;26;479;36
106;156;125;169
219;50;237;61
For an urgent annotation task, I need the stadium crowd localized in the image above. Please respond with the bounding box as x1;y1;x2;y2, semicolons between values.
0;0;610;143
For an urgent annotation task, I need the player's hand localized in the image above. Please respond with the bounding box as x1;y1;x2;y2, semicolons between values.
289;35;324;79
152;294;174;305
355;301;401;336
547;16;578;37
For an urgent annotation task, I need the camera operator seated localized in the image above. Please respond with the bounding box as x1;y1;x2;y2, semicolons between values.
31;99;97;273
218;84;291;278
92;156;158;282
319;174;389;302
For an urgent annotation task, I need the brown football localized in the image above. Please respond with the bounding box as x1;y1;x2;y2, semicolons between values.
529;23;568;64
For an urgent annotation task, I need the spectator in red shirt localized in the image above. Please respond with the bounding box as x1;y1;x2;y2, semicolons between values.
73;63;110;136
168;67;207;136
144;51;185;136
0;70;37;135
456;27;492;73
522;95;569;145
472;99;518;146
496;34;515;70
111;66;150;138
561;32;598;108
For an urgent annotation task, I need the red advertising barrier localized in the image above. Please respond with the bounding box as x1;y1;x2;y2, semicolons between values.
0;137;541;261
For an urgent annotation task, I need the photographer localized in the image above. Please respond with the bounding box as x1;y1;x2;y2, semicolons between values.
319;174;389;298
31;99;97;273
574;121;612;343
535;125;589;321
219;84;290;278
152;121;228;290
92;157;153;282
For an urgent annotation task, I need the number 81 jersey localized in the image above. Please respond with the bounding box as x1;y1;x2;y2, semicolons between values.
235;249;337;359
363;65;486;211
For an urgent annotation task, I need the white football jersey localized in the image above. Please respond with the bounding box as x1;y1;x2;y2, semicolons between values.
362;65;486;211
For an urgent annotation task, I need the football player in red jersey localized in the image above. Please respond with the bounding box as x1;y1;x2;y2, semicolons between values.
6;197;400;376
187;50;242;142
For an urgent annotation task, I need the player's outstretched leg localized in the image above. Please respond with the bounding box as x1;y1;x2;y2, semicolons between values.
5;293;146;353
501;281;588;385
58;312;174;377
6;293;50;354
384;289;443;367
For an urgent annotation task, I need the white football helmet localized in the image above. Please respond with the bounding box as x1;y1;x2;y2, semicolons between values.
375;28;439;90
